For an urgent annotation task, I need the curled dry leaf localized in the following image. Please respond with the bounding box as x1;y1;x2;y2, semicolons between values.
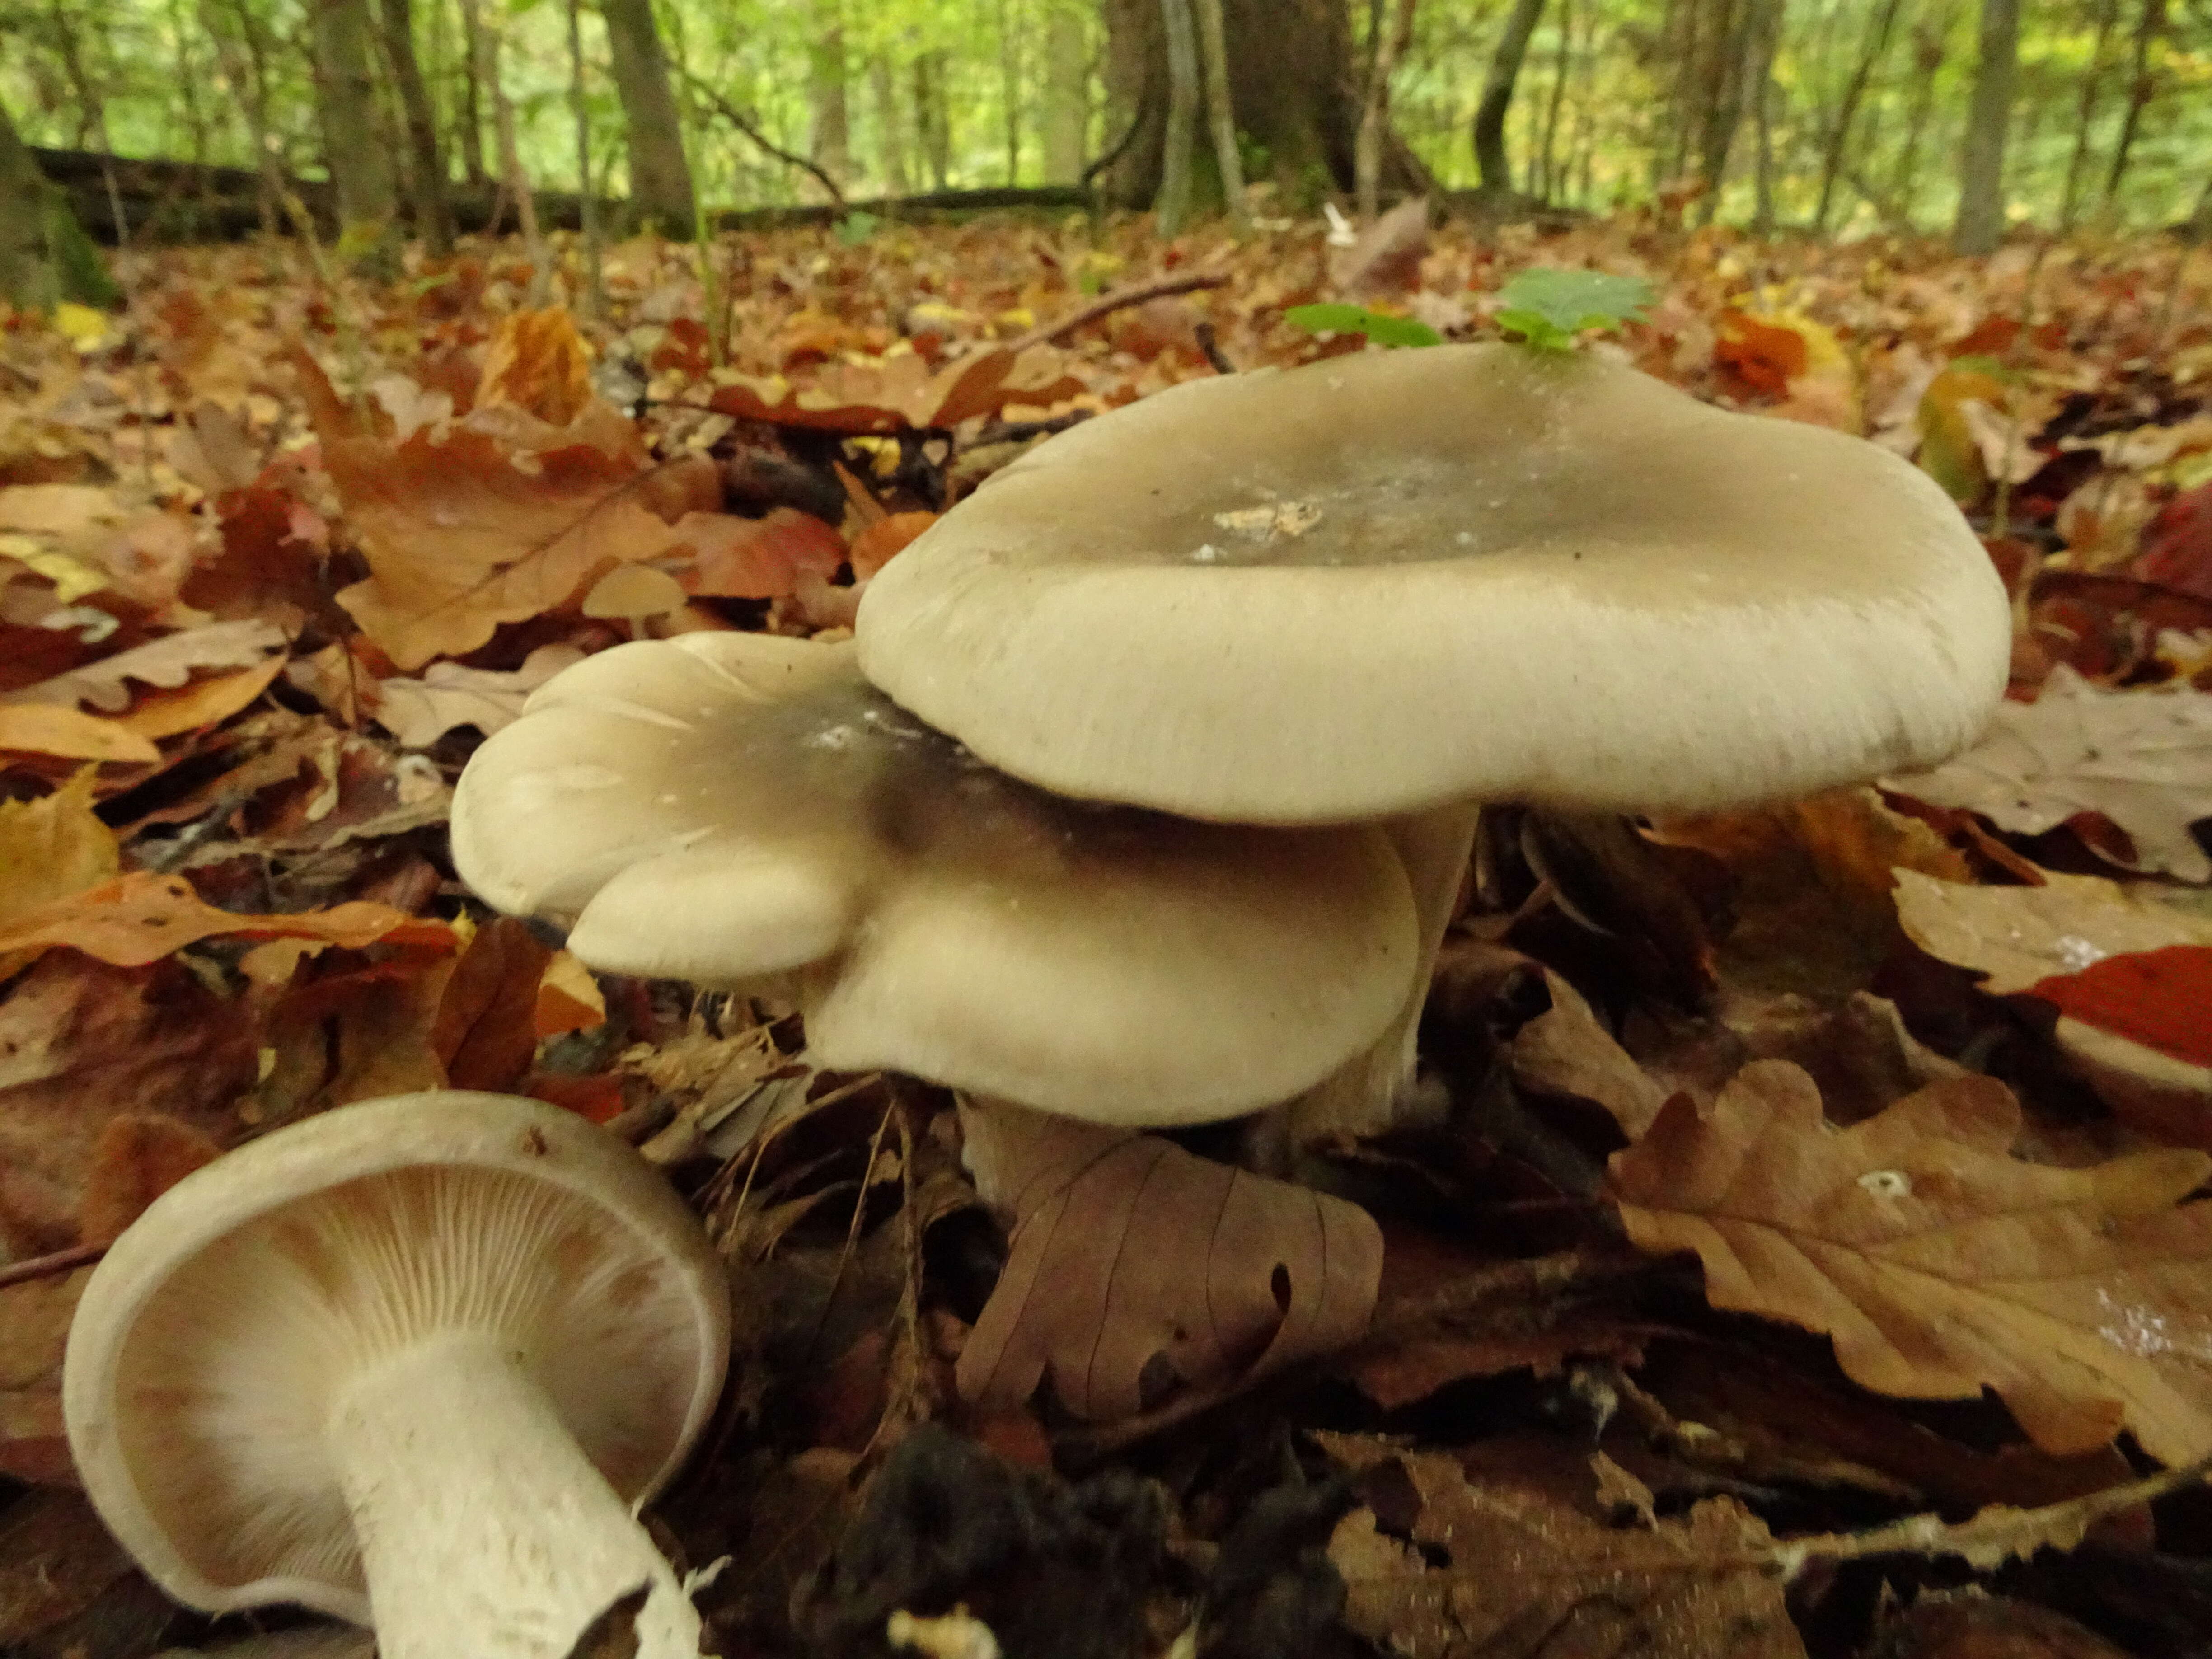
1893;866;2212;994
1319;1433;1804;1659
371;643;587;750
1884;664;2212;882
1608;1061;2212;1463
956;1110;1382;1421
0;870;455;968
0;619;286;715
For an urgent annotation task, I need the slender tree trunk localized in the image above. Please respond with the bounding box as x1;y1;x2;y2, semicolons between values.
565;0;603;309
0;94;116;307
455;0;489;187
1748;0;1783;231
1953;0;2019;255
1813;0;1903;231
309;0;398;268
1042;1;1088;183
1536;0;1570;202
1887;13;1951;227
2058;0;2119;225
811;23;851;192
1192;0;1249;224
1472;0;1546;195
2101;0;2165;208
871;55;910;194
1156;0;1199;234
1692;0;1754;220
601;0;695;230
198;0;283;230
2193;173;2212;242
995;0;1024;183
1355;0;1416;221
913;50;951;188
465;0;544;285
378;0;452;253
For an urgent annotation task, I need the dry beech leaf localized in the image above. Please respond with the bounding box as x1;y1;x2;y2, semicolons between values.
0;870;455;968
707;347;1084;435
0;769;117;931
75;1111;221;1244
0;619;287;714
111;656;286;740
1608;1061;2212;1463
957;1113;1382;1420
1320;1433;1804;1659
430;916;554;1093
0;703;159;764
1885;665;2212;882
0;1269;89;1484
535;950;606;1038
1894;867;2212;994
476;306;597;426
672;508;846;599
371;642;586;750
849;511;938;581
1510;967;1668;1140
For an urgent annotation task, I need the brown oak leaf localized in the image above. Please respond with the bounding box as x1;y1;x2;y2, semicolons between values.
1607;1061;2212;1463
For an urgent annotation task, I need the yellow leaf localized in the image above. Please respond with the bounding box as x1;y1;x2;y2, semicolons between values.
0;541;108;602
0;704;160;764
50;303;110;347
0;769;119;930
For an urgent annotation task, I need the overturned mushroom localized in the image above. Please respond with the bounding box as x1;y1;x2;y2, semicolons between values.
855;342;2014;1132
63;1091;728;1659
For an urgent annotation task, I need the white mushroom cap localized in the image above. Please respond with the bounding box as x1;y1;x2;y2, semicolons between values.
854;342;2013;823
63;1091;728;1659
450;634;1420;1126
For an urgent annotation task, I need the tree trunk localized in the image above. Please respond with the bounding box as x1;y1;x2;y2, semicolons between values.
378;0;452;253
1355;0;1416;220
1534;0;1570;202
1691;0;1757;220
996;0;1024;183
1192;0;1249;225
1102;0;1363;209
1953;0;2019;255
464;0;544;286
1042;1;1088;183
1748;0;1783;230
913;52;951;189
1156;0;1200;234
872;55;910;194
197;0;283;231
455;0;489;187
0;95;116;307
1472;0;1546;195
1812;0;1903;231
811;23;851;192
2193;173;2212;242
1887;11;1951;227
309;0;398;268
601;0;695;230
2101;0;2166;208
564;0;602;309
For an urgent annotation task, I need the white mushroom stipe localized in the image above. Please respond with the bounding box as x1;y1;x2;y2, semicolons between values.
64;1093;728;1659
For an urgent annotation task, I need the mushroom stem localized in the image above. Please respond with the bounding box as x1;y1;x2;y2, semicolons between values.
1283;801;1484;1146
325;1331;703;1659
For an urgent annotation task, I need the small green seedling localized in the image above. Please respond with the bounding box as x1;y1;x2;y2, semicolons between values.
1492;269;1654;351
834;210;881;247
1283;303;1442;349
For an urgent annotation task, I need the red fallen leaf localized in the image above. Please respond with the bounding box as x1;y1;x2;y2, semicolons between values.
1714;311;1808;401
2025;946;2212;1067
0;871;455;967
675;508;847;598
524;1069;626;1124
650;318;712;376
2130;482;2212;604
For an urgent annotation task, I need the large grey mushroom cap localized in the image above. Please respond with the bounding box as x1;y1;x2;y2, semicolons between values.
450;634;1420;1127
853;342;2013;823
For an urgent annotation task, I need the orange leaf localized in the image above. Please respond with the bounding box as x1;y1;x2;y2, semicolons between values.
0;705;160;764
477;307;596;426
674;508;846;599
850;511;938;581
0;871;455;967
112;657;286;739
1715;311;1809;400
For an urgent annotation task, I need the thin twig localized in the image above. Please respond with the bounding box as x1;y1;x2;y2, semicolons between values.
683;70;845;208
0;1239;106;1290
998;267;1233;356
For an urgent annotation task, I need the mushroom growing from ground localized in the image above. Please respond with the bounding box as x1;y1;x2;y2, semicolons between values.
63;1090;728;1659
854;341;2015;1133
448;631;1419;1412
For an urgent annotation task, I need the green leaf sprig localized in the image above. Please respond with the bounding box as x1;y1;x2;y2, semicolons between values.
1282;303;1443;349
1492;269;1654;351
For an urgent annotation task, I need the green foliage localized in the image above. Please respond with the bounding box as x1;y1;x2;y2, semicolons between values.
834;209;882;246
1491;269;1653;351
1283;303;1442;348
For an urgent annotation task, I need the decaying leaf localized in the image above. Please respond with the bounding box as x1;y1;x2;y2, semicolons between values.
956;1112;1382;1420
0;618;287;714
0;870;455;967
1510;968;1668;1140
1893;866;2212;994
0;702;160;764
1608;1061;2212;1463
1885;665;2212;882
370;642;586;749
1320;1433;1804;1659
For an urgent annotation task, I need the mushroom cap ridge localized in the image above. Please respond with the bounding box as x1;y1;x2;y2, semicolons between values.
854;342;2014;823
61;1091;730;1623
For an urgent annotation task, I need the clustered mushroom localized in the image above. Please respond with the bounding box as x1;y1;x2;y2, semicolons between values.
64;1091;728;1659
69;337;2014;1658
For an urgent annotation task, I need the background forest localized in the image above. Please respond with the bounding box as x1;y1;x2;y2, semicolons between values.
0;0;2207;264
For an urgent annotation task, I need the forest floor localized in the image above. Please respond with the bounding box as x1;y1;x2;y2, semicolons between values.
3;203;2212;1659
